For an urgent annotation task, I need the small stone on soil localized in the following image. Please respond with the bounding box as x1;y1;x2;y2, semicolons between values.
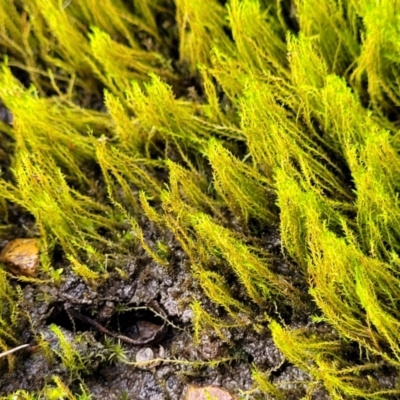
184;385;238;400
0;238;40;276
135;346;165;369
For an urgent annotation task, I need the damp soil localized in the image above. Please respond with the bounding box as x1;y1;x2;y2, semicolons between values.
0;207;319;399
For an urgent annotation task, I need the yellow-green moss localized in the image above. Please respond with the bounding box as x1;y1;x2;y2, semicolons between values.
2;0;400;398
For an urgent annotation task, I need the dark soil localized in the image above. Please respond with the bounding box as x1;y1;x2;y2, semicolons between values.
0;206;315;399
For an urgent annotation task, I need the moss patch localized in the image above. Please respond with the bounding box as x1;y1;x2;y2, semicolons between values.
1;0;400;398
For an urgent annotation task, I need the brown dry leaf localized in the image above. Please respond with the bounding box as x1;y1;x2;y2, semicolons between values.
0;238;40;276
184;385;238;400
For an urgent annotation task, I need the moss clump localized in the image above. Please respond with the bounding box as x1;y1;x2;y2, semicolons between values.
1;0;400;398
0;269;22;372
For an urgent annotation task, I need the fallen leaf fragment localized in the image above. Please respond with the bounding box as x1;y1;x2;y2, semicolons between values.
185;385;238;400
0;238;40;276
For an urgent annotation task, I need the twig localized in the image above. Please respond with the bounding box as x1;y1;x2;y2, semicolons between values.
0;344;30;359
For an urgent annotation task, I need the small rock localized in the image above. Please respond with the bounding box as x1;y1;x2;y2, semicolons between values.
135;346;165;369
136;347;154;364
0;238;40;276
184;385;237;400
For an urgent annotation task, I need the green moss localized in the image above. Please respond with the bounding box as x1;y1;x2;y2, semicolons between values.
0;269;22;371
250;366;285;400
206;139;275;224
270;319;400;399
2;0;400;397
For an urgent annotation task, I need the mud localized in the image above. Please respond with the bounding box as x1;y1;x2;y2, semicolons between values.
0;215;317;400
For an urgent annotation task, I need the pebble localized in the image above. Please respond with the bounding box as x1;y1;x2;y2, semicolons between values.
0;238;40;276
135;346;165;369
184;385;237;400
